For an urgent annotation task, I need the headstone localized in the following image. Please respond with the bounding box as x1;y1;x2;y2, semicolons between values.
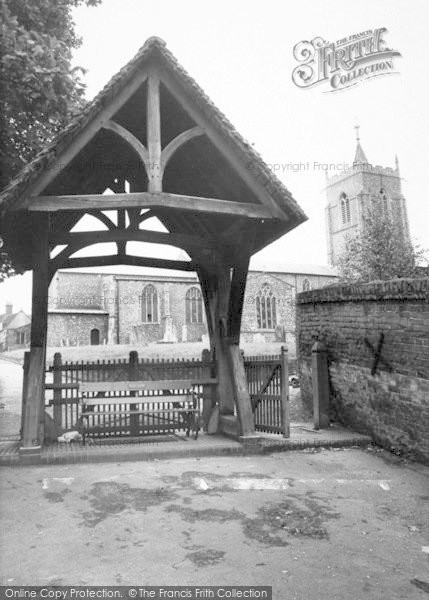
207;405;220;435
44;411;61;443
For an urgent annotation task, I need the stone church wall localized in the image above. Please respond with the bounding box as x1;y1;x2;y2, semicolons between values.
241;272;295;342
116;277;206;345
46;270;337;348
296;278;429;462
48;313;108;347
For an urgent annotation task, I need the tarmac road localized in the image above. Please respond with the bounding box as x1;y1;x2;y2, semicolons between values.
0;358;22;438
0;449;428;599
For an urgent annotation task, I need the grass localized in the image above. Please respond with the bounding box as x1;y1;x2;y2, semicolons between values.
1;341;295;366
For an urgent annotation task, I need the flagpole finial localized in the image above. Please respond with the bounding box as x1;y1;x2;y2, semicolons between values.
354;123;360;142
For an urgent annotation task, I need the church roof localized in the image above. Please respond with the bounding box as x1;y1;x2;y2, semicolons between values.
249;259;338;276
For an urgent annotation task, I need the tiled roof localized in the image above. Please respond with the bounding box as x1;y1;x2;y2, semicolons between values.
0;310;31;330
0;37;306;224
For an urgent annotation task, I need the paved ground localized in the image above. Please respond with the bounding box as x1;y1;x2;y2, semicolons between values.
1;448;428;599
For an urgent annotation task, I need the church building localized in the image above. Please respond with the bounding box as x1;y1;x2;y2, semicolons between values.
325;128;410;266
47;263;337;348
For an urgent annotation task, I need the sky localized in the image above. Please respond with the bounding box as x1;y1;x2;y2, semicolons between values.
1;0;428;314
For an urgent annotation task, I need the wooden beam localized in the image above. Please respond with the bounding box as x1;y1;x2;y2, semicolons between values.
49;228;213;250
55;254;195;272
147;72;162;192
161;126;204;175
102;120;149;170
117;209;126;255
26;191;274;219
87;210;117;230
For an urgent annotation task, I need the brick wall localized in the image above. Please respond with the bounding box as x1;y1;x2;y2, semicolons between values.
296;278;429;462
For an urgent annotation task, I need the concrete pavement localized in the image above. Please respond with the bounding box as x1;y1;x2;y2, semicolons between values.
0;448;428;599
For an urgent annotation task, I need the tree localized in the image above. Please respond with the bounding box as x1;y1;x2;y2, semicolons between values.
337;203;427;282
0;0;101;278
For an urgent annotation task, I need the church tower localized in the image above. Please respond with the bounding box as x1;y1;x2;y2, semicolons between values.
325;127;410;266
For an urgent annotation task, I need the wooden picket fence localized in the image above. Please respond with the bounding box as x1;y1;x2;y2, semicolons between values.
44;347;291;437
45;350;215;432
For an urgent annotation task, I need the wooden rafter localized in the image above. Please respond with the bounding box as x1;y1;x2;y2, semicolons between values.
17;74;149;201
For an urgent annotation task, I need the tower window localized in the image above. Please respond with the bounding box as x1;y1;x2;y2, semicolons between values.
141;284;159;323
379;188;388;214
340;193;351;224
185;287;203;323
302;278;311;292
256;283;277;330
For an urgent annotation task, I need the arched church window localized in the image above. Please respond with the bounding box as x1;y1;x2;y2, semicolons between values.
256;283;277;329
141;284;158;323
186;287;203;323
340;193;351;224
302;278;311;292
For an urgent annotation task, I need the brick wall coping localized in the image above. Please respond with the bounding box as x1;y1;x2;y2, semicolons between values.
297;277;429;304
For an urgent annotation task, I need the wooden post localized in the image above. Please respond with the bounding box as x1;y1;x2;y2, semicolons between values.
280;345;290;438
197;265;235;416
20;218;50;460
201;348;214;430
147;72;162;192
129;350;139;435
53;352;62;429
312;341;330;429
227;256;250;345
20;351;30;439
227;344;254;437
225;254;255;437
197;255;256;438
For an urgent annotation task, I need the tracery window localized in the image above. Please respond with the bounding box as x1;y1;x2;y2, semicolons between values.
256;283;277;329
185;287;203;323
340;193;351;224
141;284;159;323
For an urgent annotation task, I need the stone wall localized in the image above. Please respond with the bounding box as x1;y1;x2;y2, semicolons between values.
48;313;108;346
241;273;295;342
296;278;429;462
46;270;337;348
116;277;206;344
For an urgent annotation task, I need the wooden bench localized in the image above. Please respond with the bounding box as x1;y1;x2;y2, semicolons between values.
79;379;215;443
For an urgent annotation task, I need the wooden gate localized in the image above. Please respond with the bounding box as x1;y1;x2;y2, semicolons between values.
244;347;289;437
